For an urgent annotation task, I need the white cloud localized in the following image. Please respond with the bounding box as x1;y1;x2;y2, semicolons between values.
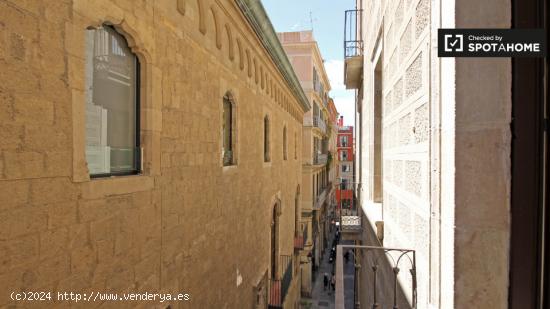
333;94;356;126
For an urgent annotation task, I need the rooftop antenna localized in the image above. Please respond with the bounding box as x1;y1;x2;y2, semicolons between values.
309;11;318;32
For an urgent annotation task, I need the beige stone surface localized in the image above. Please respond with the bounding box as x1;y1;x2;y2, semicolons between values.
0;0;306;308
356;0;511;308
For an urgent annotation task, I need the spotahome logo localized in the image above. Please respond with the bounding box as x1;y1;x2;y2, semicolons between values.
438;29;546;57
444;34;463;52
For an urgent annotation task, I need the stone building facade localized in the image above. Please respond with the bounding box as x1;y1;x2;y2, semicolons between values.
342;0;528;308
278;30;334;297
0;0;310;308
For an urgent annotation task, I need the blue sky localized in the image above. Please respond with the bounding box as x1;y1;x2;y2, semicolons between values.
262;0;356;126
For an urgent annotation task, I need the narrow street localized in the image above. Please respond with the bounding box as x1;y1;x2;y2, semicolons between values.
305;234;355;309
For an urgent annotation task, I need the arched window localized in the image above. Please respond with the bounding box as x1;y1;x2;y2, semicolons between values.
223;93;236;166
264;116;270;162
84;25;140;177
283;126;287;160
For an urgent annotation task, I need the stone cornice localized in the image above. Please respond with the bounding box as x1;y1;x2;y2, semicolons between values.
234;0;311;112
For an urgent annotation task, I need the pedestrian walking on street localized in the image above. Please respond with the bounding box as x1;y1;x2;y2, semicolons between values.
323;272;329;290
331;273;336;290
344;250;350;264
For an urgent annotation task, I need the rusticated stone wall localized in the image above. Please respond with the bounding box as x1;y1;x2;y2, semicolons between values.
0;0;305;308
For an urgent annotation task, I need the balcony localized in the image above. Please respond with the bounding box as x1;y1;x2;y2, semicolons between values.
335;245;417;309
304;115;327;135
314;153;328;165
339;209;362;241
268;255;293;308
344;9;363;89
314;116;327;134
314;186;329;210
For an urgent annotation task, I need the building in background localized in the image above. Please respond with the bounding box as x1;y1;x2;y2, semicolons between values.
0;1;308;308
336;117;354;214
278;30;335;297
337;0;549;308
325;98;340;243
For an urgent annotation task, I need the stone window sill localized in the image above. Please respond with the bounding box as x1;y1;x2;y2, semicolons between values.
80;174;154;199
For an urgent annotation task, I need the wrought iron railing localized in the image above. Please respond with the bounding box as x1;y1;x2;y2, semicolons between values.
344;9;364;58
313;115;327;133
315;153;328;165
335;245;417;309
268;255;293;308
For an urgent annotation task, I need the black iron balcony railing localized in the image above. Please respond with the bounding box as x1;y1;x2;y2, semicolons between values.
344;9;364;58
335;245;417;309
314;153;328;165
269;255;293;309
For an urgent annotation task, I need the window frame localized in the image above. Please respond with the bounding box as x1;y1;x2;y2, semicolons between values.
222;93;236;166
283;126;288;161
264;115;271;162
87;25;142;179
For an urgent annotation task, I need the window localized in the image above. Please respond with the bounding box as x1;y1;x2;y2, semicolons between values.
340;150;348;161
313;67;318;91
222;93;236;166
294;131;297;160
342;164;350;172
339;135;348;147
264;116;270;162
340;179;348;190
283;126;287;160
85;25;140;177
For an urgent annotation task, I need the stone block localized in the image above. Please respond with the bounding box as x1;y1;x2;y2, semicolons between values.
0;88;14;122
47;201;77;229
90;216;118;242
7;205;48;238
80;176;154;199
454;227;509;309
399;113;411;145
13;93;54;125
0;124;23;151
3;151;44;179
78;199;110;223
96;239;115;264
413;103;429;143
455;128;510;229
70;245;95;274
2;234;39;271
393;78;403;110
415;0;429;38
24;125;69;151
44;151;72;177
404;160;422;196
38;253;70;284
43;0;71;24
40;228;69;260
405;53;422;98
0;179;29;212
400;21;412;62
30;177;78;204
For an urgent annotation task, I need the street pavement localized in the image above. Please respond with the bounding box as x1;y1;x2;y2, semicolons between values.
306;234;356;309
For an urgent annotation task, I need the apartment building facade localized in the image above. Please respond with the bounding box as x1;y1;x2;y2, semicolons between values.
278;30;334;296
336;118;354;212
0;0;309;308
339;0;549;308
